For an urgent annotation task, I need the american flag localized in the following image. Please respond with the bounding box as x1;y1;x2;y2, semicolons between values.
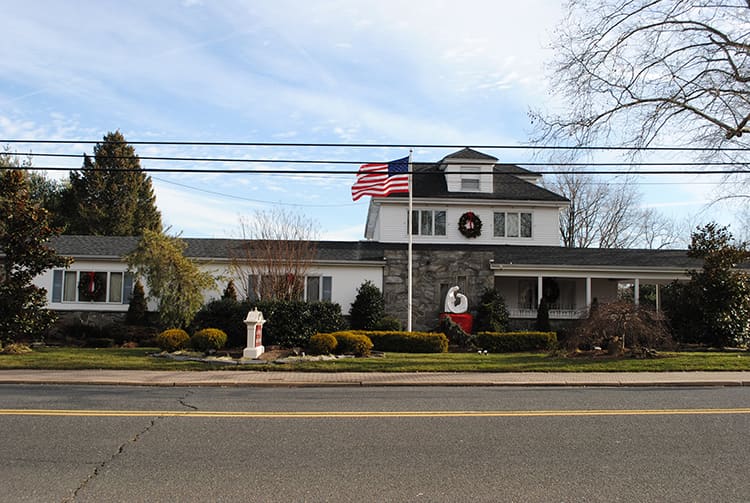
351;156;410;201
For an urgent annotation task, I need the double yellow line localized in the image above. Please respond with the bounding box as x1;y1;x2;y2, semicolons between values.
2;408;750;418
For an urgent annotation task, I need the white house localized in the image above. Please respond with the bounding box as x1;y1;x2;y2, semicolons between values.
34;148;701;330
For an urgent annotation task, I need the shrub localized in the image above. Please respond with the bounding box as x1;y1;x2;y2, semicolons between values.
535;297;551;332
222;280;238;301
373;316;402;331
439;315;473;348
349;281;384;330
190;328;228;352
156;328;190;352
332;331;373;357
474;288;510;332
474;331;557;352
569;301;673;352
191;298;246;348
126;280;148;325
358;331;448;353
308;332;338;355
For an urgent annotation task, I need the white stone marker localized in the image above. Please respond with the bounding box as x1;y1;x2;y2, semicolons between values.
243;308;266;359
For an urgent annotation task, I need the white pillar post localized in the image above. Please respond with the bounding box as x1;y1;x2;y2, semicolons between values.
655;283;661;313
634;278;640;306
537;275;543;308
585;277;592;308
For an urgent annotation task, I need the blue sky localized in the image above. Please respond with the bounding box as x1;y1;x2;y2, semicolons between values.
1;0;733;241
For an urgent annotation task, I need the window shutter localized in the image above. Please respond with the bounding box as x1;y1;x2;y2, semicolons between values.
52;270;63;303
322;276;332;302
123;272;134;304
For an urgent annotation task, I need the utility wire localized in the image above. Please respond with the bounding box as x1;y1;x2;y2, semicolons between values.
10;165;749;175
15;151;750;167
1;139;749;151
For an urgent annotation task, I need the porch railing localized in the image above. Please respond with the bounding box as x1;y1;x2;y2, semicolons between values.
509;308;587;320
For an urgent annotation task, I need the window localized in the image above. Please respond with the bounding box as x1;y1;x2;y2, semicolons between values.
306;276;332;302
493;212;532;238
460;166;481;191
411;210;447;236
52;270;133;304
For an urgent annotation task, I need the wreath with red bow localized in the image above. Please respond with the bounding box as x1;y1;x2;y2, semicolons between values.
458;211;482;238
78;272;105;301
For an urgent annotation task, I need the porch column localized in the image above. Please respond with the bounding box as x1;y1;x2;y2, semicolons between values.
634;278;640;306
537;275;543;307
585;277;592;308
655;284;661;313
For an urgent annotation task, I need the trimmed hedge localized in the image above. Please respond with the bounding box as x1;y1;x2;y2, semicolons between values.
156;328;190;352
329;331;373;357
190;328;228;352
308;332;338;355
474;331;557;353
353;330;448;353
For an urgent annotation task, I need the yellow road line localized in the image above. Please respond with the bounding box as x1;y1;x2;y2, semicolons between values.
1;408;750;418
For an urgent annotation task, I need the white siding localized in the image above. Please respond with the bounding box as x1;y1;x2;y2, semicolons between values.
374;202;562;246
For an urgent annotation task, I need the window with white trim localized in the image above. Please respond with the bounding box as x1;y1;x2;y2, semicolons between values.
52;270;133;304
460;166;481;191
248;274;332;302
410;210;446;236
494;212;532;238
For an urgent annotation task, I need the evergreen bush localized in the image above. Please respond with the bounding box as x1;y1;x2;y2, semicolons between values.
156;328;189;352
308;332;338;355
474;331;557;352
190;328;228;352
356;330;448;353
125;279;148;325
349;281;384;330
332;331;373;357
474;288;510;332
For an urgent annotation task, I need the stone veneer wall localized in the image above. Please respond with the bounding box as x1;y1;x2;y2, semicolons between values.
383;248;495;331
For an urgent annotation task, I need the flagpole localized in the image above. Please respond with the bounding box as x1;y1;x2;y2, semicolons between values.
407;149;413;332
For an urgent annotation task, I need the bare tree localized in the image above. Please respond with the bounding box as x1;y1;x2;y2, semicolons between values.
229;208;319;301
532;0;750;147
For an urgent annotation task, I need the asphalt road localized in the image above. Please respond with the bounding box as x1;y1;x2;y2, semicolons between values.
2;385;750;502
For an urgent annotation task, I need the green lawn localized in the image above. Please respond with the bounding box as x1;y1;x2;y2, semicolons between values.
1;347;749;372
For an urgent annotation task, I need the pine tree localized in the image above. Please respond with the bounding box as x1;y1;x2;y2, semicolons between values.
0;167;70;342
65;131;161;236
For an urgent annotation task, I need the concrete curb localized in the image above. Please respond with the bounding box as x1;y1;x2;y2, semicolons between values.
1;370;750;388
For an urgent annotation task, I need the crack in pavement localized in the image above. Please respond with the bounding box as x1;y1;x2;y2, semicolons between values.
178;390;199;411
65;418;157;503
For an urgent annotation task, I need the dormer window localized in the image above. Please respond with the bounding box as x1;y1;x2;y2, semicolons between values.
460;166;481;191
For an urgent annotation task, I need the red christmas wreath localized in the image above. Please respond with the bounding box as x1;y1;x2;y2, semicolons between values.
458;211;482;238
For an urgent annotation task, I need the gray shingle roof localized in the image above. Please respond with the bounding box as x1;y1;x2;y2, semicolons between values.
387;163;568;202
441;147;498;161
49;236;703;271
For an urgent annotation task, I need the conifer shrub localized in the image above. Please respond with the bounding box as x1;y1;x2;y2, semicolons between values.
308;332;338;355
474;288;510;332
190;328;228;352
332;331;373;357
349;281;384;330
474;331;557;352
125;280;148;325
156;328;190;352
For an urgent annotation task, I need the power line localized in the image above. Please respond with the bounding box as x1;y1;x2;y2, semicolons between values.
15;151;750;167
11;165;749;176
2;139;749;151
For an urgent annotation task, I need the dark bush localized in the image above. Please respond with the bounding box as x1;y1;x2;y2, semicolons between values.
105;323;159;347
474;331;557;352
190;328;228;352
156;328;189;352
439;315;473;348
84;337;115;348
193;299;347;349
474;288;510;332
308;332;338;355
356;331;448;353
349;281;384;330
126;279;148;325
568;301;673;353
373;316;402;331
535;297;551;332
191;298;246;348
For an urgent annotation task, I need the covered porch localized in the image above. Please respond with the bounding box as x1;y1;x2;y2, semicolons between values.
490;263;690;320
